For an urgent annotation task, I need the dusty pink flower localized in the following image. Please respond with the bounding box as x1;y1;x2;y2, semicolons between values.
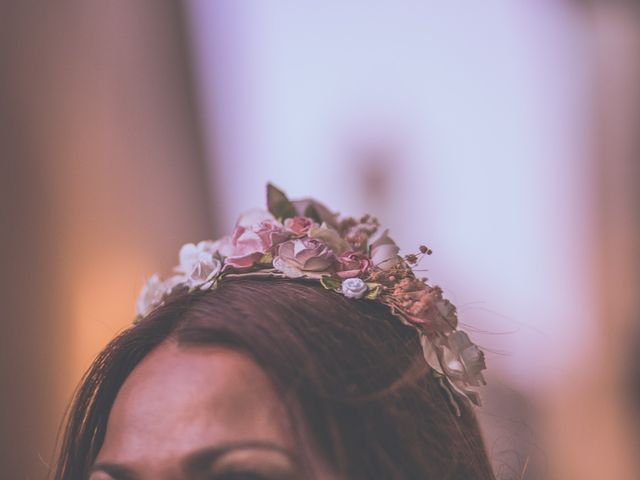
273;238;335;278
255;218;288;247
336;250;371;279
220;211;287;269
284;216;316;236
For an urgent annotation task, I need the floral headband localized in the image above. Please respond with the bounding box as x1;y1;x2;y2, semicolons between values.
136;184;486;410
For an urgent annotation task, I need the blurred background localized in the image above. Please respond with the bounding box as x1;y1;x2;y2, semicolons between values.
1;1;638;478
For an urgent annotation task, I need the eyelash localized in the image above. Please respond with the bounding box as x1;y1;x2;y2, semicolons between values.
211;473;271;480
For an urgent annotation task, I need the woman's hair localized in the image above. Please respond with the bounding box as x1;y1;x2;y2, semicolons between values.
53;279;495;479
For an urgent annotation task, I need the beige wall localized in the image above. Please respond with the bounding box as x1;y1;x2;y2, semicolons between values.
0;1;212;478
543;3;640;479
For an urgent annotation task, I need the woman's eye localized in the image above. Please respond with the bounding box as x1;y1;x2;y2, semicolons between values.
205;447;297;480
212;467;302;480
208;466;299;480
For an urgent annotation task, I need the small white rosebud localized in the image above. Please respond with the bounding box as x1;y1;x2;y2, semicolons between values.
341;277;368;299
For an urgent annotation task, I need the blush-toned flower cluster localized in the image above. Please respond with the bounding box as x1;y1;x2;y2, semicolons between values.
136;184;486;408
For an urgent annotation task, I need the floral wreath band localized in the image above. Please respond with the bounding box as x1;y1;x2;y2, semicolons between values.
137;184;486;410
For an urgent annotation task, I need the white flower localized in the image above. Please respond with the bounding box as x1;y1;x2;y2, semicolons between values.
136;274;166;317
341;277;368;299
177;240;222;273
370;229;401;270
177;241;222;290
445;330;486;386
186;256;222;290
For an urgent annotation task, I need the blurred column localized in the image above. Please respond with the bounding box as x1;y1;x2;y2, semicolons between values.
544;2;640;479
591;0;640;471
0;1;212;478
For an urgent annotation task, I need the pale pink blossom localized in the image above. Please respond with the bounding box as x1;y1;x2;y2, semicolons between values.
273;238;335;278
284;216;316;236
220;212;287;269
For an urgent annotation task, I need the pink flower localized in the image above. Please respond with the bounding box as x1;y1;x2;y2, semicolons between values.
273;238;335;278
220;210;288;269
336;250;371;279
255;218;288;247
284;216;316;236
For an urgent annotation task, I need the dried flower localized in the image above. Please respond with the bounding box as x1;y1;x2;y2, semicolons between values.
405;253;418;264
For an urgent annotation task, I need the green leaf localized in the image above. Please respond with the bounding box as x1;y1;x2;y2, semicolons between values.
303;204;323;224
259;251;273;265
321;275;342;290
267;183;297;220
365;283;382;300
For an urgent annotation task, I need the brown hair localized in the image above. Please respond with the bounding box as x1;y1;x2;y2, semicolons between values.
53;279;495;479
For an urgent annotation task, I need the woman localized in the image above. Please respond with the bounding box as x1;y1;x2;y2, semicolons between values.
53;185;494;479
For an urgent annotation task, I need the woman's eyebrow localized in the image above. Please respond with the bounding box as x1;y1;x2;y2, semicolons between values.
186;440;299;471
88;463;140;480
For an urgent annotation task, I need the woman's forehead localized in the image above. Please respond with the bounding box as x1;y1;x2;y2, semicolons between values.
95;343;293;469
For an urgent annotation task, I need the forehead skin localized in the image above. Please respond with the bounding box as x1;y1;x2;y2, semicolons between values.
94;342;295;477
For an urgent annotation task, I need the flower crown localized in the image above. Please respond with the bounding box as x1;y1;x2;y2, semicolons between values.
136;184;486;409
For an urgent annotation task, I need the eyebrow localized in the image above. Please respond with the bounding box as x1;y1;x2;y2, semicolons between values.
89;441;298;478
